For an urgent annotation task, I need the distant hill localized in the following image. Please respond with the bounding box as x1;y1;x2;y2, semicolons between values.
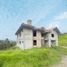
59;33;67;46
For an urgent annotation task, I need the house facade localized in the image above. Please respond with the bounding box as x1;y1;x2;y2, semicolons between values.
15;20;60;50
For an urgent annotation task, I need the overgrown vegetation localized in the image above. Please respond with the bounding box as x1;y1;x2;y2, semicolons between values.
0;38;16;50
0;47;66;67
0;33;67;67
59;33;67;46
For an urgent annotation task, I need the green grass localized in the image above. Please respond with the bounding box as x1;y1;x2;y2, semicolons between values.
0;47;67;67
59;34;67;46
0;34;67;67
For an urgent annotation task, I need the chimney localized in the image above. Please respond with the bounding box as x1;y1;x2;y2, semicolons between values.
27;19;32;25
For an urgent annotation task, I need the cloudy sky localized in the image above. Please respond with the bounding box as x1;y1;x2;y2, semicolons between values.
0;0;67;40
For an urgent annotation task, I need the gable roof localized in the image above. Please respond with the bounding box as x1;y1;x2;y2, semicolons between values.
15;23;45;35
15;23;61;35
15;23;34;35
53;27;61;34
45;27;61;34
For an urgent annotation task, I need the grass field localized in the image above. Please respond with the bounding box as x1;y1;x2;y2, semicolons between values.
0;34;67;67
0;47;67;67
59;34;67;46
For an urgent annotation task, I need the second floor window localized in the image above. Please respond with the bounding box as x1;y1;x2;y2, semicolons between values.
51;34;54;37
33;31;36;36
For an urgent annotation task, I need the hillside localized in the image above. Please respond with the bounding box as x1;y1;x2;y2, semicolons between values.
0;34;67;67
0;47;67;67
59;33;67;46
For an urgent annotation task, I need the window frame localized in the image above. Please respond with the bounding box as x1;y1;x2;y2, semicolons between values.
33;40;37;46
33;31;37;37
51;34;54;37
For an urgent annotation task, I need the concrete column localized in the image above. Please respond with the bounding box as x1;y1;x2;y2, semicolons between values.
56;38;58;46
48;39;51;47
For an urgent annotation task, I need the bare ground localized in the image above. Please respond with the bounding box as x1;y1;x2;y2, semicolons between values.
52;56;67;67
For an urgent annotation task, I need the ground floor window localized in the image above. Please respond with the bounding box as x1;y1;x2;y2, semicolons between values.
45;40;48;44
19;41;21;44
33;40;37;46
19;41;24;44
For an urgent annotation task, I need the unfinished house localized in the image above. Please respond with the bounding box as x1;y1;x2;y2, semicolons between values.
15;20;60;50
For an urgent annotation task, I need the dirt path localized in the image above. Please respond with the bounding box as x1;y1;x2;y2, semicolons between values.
52;56;67;67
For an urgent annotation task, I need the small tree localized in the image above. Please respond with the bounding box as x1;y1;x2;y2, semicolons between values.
0;38;16;50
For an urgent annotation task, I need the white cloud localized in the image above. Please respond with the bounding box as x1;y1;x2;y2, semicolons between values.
48;11;67;29
54;12;67;21
48;21;60;29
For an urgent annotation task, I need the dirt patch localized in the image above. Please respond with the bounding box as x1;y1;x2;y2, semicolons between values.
52;56;67;67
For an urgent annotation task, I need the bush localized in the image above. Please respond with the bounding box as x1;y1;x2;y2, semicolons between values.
59;34;67;46
0;39;16;50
